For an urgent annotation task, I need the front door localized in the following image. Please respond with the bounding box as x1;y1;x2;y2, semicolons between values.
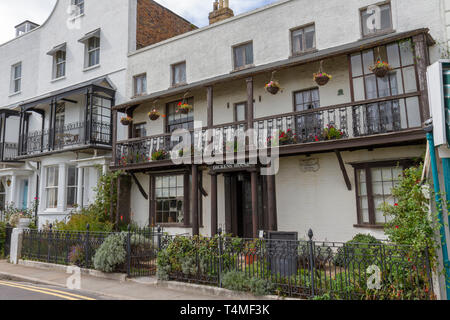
224;172;266;238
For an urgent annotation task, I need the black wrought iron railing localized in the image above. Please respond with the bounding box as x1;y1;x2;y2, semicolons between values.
21;225;160;277
0;142;18;162
114;94;423;167
19;120;112;156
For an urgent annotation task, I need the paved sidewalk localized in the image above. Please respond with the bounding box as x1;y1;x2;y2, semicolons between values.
0;260;235;300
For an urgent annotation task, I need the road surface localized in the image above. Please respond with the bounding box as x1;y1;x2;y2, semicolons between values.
0;280;108;300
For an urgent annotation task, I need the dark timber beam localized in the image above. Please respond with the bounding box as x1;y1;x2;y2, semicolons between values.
192;165;199;236
210;172;218;236
335;150;352;191
412;33;431;122
207;86;213;128
267;173;277;231
130;172;148;200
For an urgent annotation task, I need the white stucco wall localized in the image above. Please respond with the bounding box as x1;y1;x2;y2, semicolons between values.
126;0;446;99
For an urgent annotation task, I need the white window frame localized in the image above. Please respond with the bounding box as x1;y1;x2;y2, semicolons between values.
66;166;78;208
72;0;85;16
133;73;147;96
171;62;186;87
11;62;22;94
85;37;100;69
53;50;66;79
45;166;59;209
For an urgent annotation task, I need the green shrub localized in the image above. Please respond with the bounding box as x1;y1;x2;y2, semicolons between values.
156;250;171;281
248;277;273;296
222;271;248;292
334;234;382;267
93;233;127;273
0;222;6;257
54;208;114;232
68;245;85;267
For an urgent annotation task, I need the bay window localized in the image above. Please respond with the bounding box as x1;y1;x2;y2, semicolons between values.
46;167;59;209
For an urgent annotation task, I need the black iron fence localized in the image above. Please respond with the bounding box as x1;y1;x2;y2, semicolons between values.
1;224;13;257
19;225;434;300
21;225;160;277
157;230;434;300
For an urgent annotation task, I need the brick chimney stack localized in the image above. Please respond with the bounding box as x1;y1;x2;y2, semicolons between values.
209;0;234;25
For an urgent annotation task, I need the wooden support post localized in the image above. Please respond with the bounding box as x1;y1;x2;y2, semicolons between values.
267;173;277;231
335;150;352;191
112;109;118;166
192;165;199;236
251;171;259;238
207;86;213;128
210;172;218;236
412;33;431;122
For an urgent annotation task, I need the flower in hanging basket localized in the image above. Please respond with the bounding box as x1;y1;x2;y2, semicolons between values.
369;60;392;78
322;124;345;141
151;149;169;161
265;80;282;95
176;102;193;114
313;72;332;86
120;116;133;126
148;109;164;121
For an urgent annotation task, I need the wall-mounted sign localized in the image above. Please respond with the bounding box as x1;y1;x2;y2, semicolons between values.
211;163;256;172
300;159;320;172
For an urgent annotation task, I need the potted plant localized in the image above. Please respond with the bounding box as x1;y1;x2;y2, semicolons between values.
151;150;169;161
313;72;332;86
120;116;133;126
244;240;260;265
323;124;345;140
148;109;163;121
265;80;282;95
369;60;392;78
176;102;193;115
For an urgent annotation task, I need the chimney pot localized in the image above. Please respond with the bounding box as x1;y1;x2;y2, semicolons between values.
209;0;234;25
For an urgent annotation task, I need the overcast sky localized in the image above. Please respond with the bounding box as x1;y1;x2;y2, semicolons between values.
0;0;278;44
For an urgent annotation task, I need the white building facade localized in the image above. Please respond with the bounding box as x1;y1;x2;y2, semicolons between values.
0;0;195;226
111;0;448;242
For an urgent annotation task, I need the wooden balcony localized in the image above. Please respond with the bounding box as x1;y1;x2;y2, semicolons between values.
113;93;425;170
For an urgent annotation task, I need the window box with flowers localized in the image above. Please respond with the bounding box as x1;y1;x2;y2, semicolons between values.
120;116;133;126
151;150;169;161
267;129;296;146
322;124;345;140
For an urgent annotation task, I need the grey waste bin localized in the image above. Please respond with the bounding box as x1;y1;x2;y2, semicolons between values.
266;231;298;278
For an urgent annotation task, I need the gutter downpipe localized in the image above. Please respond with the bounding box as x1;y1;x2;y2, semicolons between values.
425;126;450;299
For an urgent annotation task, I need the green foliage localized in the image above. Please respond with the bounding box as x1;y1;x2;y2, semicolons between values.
54;169;122;232
380;164;440;269
0;222;6;257
93;232;127;273
4;200;39;227
156;250;171;281
68;245;85;267
222;271;273;296
334;234;382;267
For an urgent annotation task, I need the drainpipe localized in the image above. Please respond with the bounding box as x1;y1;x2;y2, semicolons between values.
425;123;450;299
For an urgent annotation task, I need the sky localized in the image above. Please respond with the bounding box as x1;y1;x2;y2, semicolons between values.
0;0;278;44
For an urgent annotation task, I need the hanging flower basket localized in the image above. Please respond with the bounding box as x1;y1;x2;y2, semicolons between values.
313;72;332;86
369;61;392;78
176;102;193;115
120;116;133;126
265;71;283;95
148;109;162;121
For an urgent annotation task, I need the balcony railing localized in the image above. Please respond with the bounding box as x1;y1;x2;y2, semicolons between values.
115;94;423;167
19;120;112;156
0;142;18;161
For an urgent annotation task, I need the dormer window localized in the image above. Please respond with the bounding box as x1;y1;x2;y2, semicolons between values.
15;21;39;37
47;43;67;80
78;29;101;69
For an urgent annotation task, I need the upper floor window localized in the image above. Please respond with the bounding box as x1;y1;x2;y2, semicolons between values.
291;24;315;55
234;102;247;122
294;88;320;111
133;123;147;138
54;50;66;79
87;37;100;68
72;0;85;15
171;62;186;86
360;2;393;37
11;63;22;94
233;42;253;70
133;74;147;96
166;97;194;133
